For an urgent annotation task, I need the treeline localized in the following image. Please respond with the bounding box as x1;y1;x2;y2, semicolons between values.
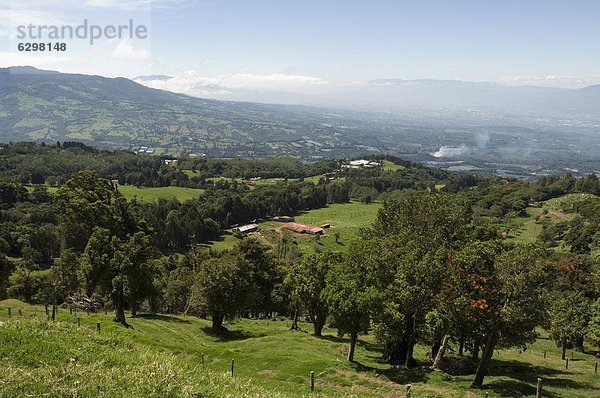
0;142;338;188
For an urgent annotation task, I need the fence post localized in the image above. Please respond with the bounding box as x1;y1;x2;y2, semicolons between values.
230;359;234;377
96;322;101;333
18;308;22;316
535;377;543;398
310;371;314;391
566;358;569;370
543;350;546;358
201;353;205;365
7;307;11;317
406;384;412;398
595;362;598;374
77;317;81;327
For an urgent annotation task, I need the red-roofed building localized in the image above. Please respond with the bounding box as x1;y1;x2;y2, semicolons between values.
282;222;324;235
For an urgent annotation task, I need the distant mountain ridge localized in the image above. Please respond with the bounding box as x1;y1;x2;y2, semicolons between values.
0;66;369;158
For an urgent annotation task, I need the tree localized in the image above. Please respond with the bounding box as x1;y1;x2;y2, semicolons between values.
287;253;339;336
359;194;492;367
550;291;591;359
81;228;158;327
233;238;281;316
588;299;600;348
0;252;13;300
324;254;376;362
190;255;250;332
56;170;138;251
471;244;550;388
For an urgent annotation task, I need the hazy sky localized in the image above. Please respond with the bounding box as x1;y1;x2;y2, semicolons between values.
1;0;600;91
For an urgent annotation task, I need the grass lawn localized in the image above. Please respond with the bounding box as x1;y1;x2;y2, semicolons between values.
209;201;382;253
1;299;598;397
382;160;405;172
117;185;204;202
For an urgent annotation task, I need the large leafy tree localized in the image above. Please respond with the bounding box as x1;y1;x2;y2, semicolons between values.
550;291;591;359
359;193;493;367
471;244;550;388
56;170;138;251
190;255;251;332
324;252;377;362
287;252;340;336
81;228;158;327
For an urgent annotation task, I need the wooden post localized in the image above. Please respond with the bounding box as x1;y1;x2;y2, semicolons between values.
535;377;543;398
595;362;598;374
201;353;205;365
70;308;73;315
406;384;412;398
543;350;546;358
230;359;234;377
18;308;22;316
310;371;314;392
96;322;101;333
77;317;81;327
7;307;10;317
565;358;569;370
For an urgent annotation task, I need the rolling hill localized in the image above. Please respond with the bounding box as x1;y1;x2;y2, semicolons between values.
0;67;372;159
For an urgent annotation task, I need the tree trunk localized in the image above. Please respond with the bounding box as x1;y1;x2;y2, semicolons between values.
471;332;499;388
113;287;129;327
432;335;450;370
458;335;465;356
471;336;481;362
405;341;416;368
430;338;442;361
574;336;584;353
211;313;224;332
312;313;325;337
348;331;358;362
51;303;56;321
290;309;299;331
131;303;137;318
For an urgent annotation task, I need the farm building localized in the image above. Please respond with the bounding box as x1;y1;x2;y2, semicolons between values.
282;222;324;235
342;159;382;169
236;224;259;234
272;216;295;222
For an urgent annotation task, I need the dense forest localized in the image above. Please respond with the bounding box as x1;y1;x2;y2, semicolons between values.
1;142;600;389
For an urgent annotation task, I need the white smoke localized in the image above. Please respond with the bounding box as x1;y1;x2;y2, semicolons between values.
431;144;470;158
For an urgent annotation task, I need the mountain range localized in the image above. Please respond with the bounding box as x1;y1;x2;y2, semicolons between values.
1;67;600;172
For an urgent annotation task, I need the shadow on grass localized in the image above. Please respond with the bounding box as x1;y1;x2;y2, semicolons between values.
200;326;266;342
482;357;596;397
352;361;431;385
134;314;191;323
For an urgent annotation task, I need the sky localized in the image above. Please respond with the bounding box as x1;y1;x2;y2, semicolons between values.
1;0;600;97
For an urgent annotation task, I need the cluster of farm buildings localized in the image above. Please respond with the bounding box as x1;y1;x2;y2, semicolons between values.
234;216;330;236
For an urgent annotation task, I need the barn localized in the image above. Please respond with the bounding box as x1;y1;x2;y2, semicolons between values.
281;222;324;235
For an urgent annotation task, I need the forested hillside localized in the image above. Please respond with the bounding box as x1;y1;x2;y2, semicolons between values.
1;142;600;397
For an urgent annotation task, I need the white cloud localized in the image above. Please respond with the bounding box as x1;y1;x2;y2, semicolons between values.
0;8;70;38
506;75;600;89
111;39;150;62
83;0;186;10
135;71;331;97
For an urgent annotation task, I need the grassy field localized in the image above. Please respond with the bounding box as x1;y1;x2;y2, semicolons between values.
383;160;405;172
1;299;598;397
117;185;204;202
208;201;382;253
